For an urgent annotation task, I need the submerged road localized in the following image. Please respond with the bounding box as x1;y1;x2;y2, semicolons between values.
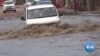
0;15;100;56
0;32;100;56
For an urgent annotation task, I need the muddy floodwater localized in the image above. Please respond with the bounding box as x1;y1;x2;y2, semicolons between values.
0;32;100;56
0;15;100;56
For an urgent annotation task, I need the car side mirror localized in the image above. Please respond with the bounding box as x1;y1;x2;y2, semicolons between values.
21;17;26;20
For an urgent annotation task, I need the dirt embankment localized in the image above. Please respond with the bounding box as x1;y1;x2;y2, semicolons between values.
0;23;100;40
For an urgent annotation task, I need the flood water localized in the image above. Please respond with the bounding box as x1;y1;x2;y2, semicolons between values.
0;32;100;56
0;15;100;32
0;15;100;56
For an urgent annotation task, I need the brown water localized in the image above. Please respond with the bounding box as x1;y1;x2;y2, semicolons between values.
0;23;100;39
0;15;100;56
0;32;100;56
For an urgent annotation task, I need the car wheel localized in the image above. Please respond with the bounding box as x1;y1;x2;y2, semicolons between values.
3;11;6;13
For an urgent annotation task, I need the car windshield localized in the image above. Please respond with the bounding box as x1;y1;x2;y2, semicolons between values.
27;7;57;19
5;2;13;4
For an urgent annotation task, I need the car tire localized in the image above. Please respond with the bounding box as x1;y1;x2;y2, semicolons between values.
3;11;6;13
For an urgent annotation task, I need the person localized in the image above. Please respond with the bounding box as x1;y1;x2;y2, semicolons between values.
73;0;78;12
78;1;83;11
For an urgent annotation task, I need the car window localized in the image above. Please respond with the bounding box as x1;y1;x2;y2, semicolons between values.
27;7;57;19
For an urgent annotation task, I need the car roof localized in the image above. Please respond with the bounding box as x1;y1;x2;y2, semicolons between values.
27;4;55;10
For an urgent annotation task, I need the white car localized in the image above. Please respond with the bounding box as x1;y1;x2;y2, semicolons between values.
3;1;16;13
21;4;60;25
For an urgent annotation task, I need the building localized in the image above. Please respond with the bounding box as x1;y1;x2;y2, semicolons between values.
5;0;99;11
